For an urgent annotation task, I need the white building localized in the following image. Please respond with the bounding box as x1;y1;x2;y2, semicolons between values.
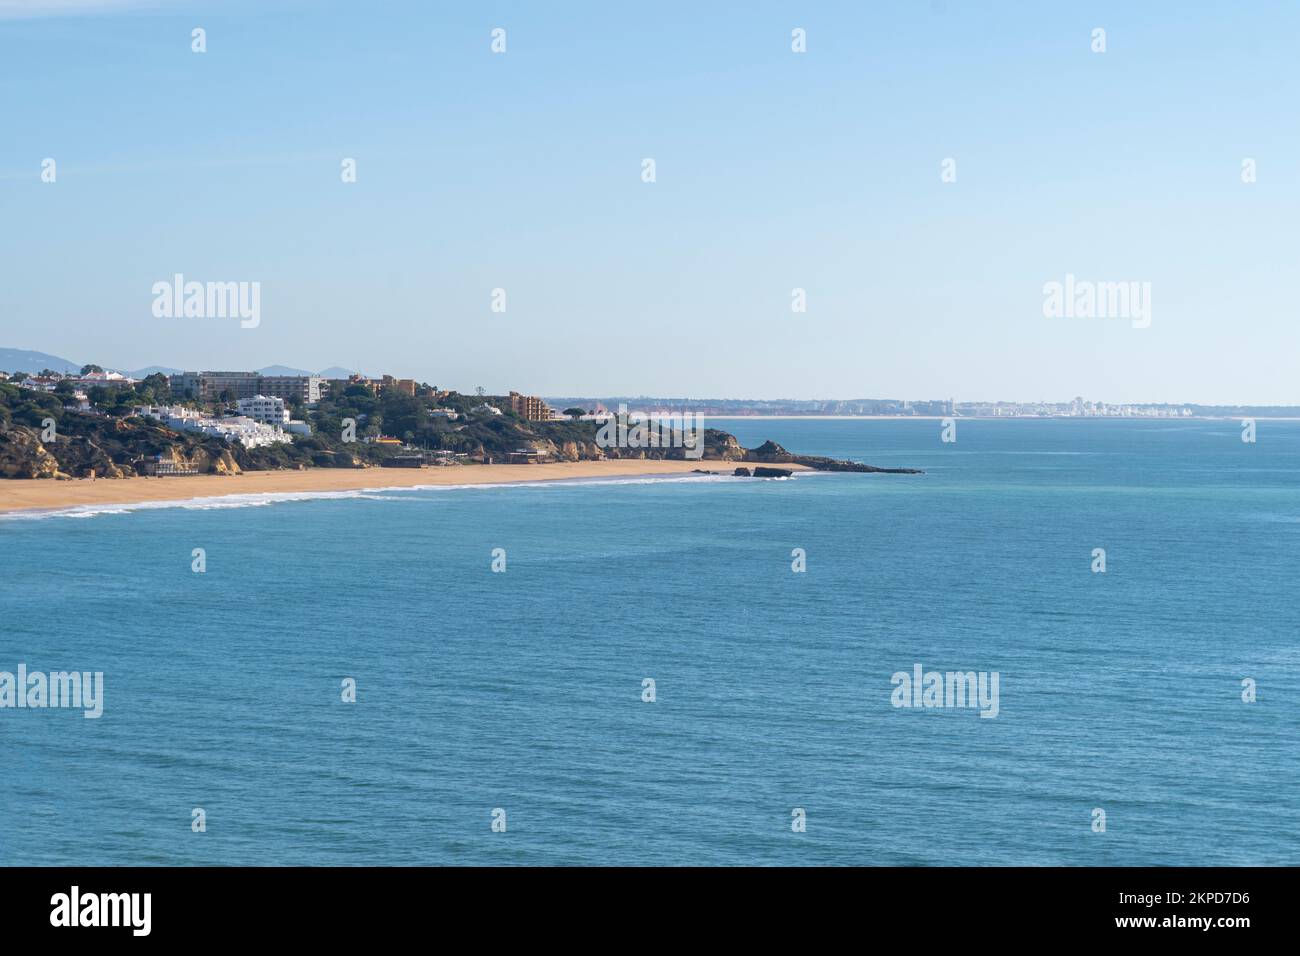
237;395;289;425
17;376;60;392
72;371;136;387
132;404;292;448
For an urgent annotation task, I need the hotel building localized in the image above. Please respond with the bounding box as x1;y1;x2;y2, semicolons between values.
236;395;290;425
169;371;324;404
508;391;552;421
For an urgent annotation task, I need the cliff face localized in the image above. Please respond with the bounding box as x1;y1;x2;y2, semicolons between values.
0;422;241;478
517;437;605;462
154;444;242;476
0;426;66;479
45;434;131;478
465;427;746;463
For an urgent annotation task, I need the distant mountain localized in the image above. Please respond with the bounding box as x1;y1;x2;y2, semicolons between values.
3;353;368;379
0;348;82;375
257;365;366;378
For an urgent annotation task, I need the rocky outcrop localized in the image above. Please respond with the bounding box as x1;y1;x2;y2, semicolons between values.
156;444;241;476
0;426;67;479
733;467;751;476
0;421;242;479
703;430;745;460
745;440;794;462
46;435;131;478
473;428;748;464
744;440;923;474
752;466;793;478
788;455;923;474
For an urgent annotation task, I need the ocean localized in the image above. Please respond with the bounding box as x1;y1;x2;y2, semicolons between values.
2;418;1297;865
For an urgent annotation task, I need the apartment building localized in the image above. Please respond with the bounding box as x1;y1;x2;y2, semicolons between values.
236;395;290;425
260;375;324;403
508;391;552;421
131;404;292;448
169;371;324;404
323;374;416;397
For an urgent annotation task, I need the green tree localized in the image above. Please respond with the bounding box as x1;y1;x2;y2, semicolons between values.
141;373;171;401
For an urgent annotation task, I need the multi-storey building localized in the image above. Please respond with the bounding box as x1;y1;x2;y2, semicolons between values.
377;375;417;396
323;374;416;398
236;395;290;425
169;371;256;401
508;391;552;421
260;375;324;403
169;372;324;404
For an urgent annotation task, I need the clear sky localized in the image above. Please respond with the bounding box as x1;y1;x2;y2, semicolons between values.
2;0;1297;403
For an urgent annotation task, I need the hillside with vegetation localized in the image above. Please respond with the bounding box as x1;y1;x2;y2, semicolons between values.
0;376;751;479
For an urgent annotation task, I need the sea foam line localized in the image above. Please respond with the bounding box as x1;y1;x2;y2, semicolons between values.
0;490;413;522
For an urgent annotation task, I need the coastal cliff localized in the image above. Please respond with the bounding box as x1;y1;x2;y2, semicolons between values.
0;421;241;480
1;382;919;479
0;426;65;479
0;418;917;480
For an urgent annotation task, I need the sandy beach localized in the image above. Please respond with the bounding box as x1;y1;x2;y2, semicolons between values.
0;460;797;515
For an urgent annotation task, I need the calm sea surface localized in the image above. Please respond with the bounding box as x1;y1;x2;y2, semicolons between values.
2;418;1298;865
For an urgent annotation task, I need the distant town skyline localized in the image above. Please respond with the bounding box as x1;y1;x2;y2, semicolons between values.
3;1;1299;404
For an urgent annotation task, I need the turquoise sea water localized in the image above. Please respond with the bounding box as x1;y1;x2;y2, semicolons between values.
1;418;1297;865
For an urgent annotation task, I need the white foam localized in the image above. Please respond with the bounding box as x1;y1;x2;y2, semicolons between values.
0;489;415;522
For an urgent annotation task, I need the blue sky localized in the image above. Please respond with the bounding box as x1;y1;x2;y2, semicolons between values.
1;0;1297;403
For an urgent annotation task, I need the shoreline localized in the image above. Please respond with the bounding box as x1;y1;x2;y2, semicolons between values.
0;460;798;515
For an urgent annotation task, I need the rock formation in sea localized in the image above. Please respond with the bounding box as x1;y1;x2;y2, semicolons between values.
743;440;924;474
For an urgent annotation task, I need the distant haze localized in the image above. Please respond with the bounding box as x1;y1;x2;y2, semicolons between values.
0;347;361;380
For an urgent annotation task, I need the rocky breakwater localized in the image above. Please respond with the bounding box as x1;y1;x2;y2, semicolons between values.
743;440;924;475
